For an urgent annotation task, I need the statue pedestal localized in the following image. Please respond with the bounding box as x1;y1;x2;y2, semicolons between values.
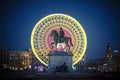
48;51;74;73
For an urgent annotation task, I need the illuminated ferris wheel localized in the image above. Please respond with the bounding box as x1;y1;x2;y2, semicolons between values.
31;14;87;66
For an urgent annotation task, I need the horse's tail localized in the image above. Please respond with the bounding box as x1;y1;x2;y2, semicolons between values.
68;37;73;46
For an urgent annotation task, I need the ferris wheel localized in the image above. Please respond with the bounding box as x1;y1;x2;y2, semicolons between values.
31;13;87;66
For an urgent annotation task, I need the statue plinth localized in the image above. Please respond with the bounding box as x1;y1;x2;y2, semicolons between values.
48;51;73;56
48;51;74;73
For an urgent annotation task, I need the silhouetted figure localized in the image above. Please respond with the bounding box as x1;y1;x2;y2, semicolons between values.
54;62;68;73
59;27;65;38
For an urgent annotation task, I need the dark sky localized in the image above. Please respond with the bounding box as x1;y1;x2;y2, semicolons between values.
0;0;120;61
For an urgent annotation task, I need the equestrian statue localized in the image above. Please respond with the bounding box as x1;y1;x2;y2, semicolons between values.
50;27;73;52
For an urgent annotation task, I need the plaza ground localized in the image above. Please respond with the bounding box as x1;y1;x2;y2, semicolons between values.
0;70;119;80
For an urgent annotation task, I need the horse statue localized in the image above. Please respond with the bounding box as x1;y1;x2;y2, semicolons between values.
50;28;73;52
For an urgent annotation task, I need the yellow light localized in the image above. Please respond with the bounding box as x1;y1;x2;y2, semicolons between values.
31;13;87;66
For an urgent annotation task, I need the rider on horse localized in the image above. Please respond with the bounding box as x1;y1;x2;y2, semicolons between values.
50;27;73;52
57;27;65;43
59;27;65;38
57;27;67;51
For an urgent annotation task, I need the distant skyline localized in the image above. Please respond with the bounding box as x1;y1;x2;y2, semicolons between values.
0;0;120;61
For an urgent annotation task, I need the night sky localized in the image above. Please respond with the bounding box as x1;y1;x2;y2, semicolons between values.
0;0;120;62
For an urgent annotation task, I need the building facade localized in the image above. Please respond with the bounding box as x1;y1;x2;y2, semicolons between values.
74;54;86;72
87;43;120;72
0;49;32;70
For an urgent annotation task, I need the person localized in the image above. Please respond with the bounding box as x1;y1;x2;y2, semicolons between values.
59;27;65;38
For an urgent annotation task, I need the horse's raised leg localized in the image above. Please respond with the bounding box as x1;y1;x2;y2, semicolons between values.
68;37;73;46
